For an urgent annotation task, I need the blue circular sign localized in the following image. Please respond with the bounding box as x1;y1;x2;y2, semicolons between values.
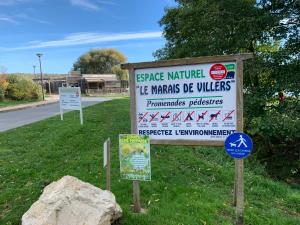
224;132;253;159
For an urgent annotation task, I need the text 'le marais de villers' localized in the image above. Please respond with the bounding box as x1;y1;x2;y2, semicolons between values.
136;69;233;95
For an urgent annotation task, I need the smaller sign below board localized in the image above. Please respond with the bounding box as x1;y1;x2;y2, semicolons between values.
224;132;253;159
103;139;109;168
119;134;151;181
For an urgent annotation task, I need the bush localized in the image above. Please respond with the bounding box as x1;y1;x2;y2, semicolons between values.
0;87;4;101
0;76;9;101
6;75;42;100
247;111;300;181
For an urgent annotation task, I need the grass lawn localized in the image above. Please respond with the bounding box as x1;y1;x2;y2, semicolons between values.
0;98;299;225
0;99;39;108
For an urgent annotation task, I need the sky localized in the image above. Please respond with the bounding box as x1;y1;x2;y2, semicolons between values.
0;0;176;74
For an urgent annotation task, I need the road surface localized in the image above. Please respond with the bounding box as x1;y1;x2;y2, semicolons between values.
0;97;111;132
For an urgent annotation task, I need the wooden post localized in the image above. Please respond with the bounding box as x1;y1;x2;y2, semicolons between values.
233;159;238;206
236;159;244;225
133;180;141;213
104;138;111;191
129;67;142;213
235;59;244;224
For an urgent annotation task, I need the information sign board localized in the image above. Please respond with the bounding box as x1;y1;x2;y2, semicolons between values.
59;87;81;110
59;87;83;124
134;62;237;143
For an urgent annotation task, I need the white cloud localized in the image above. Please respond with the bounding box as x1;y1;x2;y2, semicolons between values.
96;0;119;6
70;0;100;11
0;13;51;25
70;0;119;11
16;14;51;24
0;15;18;24
0;0;21;5
3;31;163;51
0;0;38;6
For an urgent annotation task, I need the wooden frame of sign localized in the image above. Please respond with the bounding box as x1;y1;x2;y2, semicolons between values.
121;53;252;146
122;53;253;224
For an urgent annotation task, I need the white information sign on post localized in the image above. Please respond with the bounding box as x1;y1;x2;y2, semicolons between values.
121;54;254;144
134;62;237;144
103;140;108;168
59;87;83;125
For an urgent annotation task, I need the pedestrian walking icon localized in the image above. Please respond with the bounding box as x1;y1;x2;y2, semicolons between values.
225;132;253;159
229;135;248;148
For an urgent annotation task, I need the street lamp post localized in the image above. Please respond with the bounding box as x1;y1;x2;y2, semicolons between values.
36;53;45;101
33;65;36;78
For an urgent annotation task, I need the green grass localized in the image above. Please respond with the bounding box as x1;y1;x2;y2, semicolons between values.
0;99;39;108
0;98;299;225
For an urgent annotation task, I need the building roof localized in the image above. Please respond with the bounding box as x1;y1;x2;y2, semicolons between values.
33;77;67;81
82;74;118;82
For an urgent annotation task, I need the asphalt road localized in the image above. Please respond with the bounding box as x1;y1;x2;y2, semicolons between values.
0;97;111;132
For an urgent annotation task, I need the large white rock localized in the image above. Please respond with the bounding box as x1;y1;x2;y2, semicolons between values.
22;176;122;225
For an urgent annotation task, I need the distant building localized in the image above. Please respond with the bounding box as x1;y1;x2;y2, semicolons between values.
82;74;121;93
33;73;127;94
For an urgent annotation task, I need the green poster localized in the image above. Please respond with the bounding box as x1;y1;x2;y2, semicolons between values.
119;134;151;181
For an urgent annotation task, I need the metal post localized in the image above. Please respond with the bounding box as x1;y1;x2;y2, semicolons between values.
33;65;36;78
79;88;83;125
36;53;45;101
59;88;63;120
49;79;52;95
80;109;83;125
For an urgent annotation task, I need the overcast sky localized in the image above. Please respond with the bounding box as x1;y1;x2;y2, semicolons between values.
0;0;176;73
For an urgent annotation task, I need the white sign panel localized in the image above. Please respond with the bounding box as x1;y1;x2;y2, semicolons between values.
59;87;83;125
103;140;108;167
59;87;81;110
135;62;237;141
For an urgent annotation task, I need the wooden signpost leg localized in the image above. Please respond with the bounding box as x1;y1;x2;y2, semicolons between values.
235;159;244;225
236;59;244;224
233;159;238;206
128;67;142;213
106;139;111;191
133;180;141;213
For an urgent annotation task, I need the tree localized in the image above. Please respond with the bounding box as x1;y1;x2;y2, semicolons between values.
73;48;128;80
154;0;277;59
155;0;300;180
155;0;299;100
0;74;8;101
